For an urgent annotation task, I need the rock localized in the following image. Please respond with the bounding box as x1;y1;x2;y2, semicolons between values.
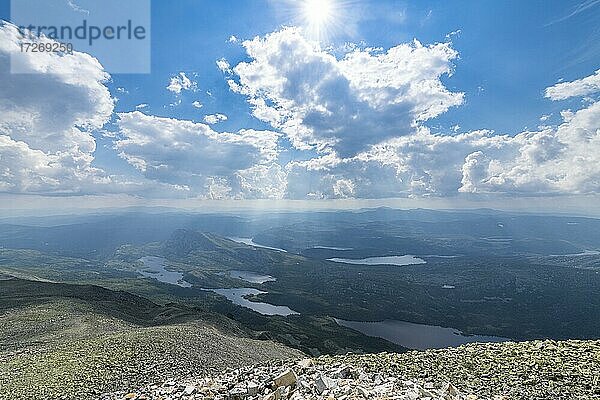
103;340;600;400
331;365;352;379
315;375;337;394
183;385;196;396
262;387;281;400
247;382;259;396
229;386;248;399
297;358;313;369
440;382;461;398
273;369;297;388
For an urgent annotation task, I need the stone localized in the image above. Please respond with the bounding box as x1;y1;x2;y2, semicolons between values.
332;365;352;379
273;369;297;388
297;359;313;369
247;382;260;396
262;387;281;400
315;375;337;394
441;382;461;398
183;385;196;396
229;386;248;399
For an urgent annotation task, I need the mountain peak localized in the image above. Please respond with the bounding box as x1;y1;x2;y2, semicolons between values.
164;229;221;256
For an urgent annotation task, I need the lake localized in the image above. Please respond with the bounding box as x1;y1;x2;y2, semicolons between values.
335;318;510;350
228;270;276;284
327;255;427;266
311;246;354;250
205;288;298;316
228;237;287;252
137;256;192;288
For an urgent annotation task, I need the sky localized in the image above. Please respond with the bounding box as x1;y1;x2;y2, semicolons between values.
0;0;599;214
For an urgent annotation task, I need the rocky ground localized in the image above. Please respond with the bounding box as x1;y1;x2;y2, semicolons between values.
1;317;301;399
106;339;600;400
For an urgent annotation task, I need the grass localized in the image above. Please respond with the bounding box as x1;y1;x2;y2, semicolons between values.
0;279;301;399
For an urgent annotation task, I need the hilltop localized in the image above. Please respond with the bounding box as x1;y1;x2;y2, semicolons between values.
107;339;600;400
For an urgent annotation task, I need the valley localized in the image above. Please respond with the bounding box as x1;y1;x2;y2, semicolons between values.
1;208;599;398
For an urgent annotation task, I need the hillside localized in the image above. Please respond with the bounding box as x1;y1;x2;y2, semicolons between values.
107;339;600;400
0;278;302;399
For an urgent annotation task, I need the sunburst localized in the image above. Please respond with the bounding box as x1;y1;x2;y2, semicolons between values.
274;0;354;43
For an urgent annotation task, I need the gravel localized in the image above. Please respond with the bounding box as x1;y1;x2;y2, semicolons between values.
105;339;600;400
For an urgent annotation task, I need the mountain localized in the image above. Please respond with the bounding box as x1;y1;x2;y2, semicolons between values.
164;229;225;256
1;208;599;259
0;278;301;399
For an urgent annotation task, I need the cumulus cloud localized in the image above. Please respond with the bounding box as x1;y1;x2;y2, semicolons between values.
166;72;197;94
192;101;203;109
216;58;232;73
229;27;464;157
284;97;600;199
114;111;281;198
223;33;600;199
545;69;600;100
3;20;598;201
0;22;113;194
203;113;228;124
459;101;600;194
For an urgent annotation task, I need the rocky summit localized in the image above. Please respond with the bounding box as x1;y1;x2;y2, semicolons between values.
105;339;600;400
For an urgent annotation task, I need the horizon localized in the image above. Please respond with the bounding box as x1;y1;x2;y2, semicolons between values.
3;198;600;219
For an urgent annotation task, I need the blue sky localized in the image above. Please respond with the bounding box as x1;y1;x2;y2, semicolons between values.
104;0;598;130
0;0;599;212
103;0;599;173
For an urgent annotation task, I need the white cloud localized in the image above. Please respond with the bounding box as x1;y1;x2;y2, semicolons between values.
230;27;463;157
136;103;148;109
2;21;599;201
228;35;238;43
545;69;600;100
0;22;113;194
0;22;190;198
192;101;203;109
221;29;600;199
216;58;232;73
459;101;600;194
66;0;90;14
284;97;600;198
203;113;228;124
114;111;280;198
166;72;198;94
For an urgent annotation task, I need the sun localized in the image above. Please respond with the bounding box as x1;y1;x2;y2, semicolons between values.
299;0;340;41
302;0;334;26
276;0;347;42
